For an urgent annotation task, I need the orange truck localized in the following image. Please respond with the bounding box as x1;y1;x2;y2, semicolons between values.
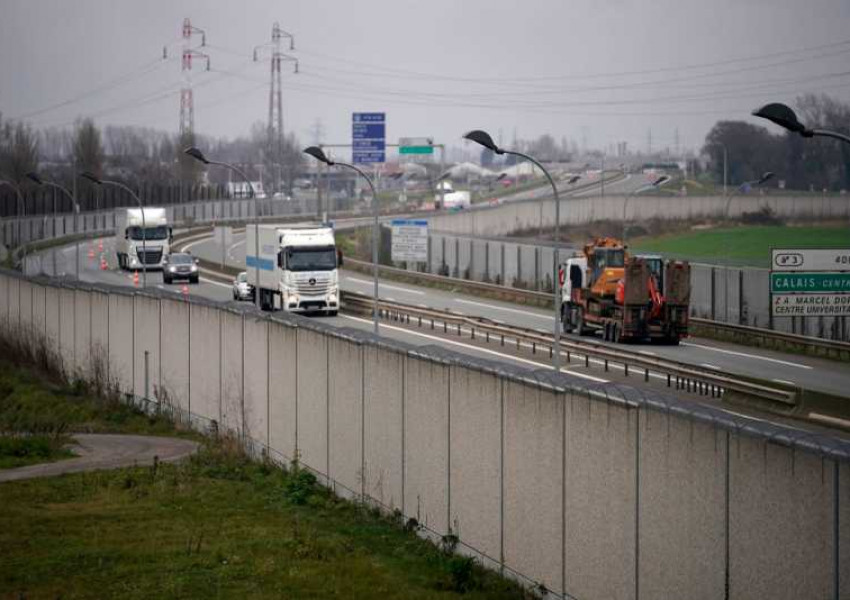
559;237;690;344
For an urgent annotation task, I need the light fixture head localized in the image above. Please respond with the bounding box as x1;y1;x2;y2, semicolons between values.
463;130;502;154
303;146;333;165
80;171;102;185
184;146;210;164
752;103;808;135
25;172;44;185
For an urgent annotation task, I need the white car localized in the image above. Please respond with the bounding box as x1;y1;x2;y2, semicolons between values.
232;271;254;301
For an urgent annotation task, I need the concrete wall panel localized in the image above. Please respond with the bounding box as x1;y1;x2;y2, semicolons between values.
504;381;563;594
73;288;92;376
242;316;270;448
220;310;244;435
364;345;403;512
639;411;725;600
294;328;329;474
44;285;61;358
7;277;20;333
449;367;501;562
18;280;33;334
268;320;297;464
133;295;160;404
89;291;110;381
160;298;190;414
730;436;833;600
30;283;46;346
107;293;134;395
404;358;449;533
840;462;850;600
58;287;76;376
327;337;362;496
188;303;221;426
563;392;636;600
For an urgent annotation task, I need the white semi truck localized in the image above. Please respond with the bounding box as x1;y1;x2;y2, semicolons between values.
246;224;340;314
115;207;172;270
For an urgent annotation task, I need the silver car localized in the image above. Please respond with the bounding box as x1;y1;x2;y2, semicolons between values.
232;271;254;301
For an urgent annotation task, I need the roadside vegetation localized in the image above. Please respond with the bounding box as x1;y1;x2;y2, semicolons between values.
0;351;533;599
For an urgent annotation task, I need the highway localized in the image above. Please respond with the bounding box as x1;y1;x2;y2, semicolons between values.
29;229;850;439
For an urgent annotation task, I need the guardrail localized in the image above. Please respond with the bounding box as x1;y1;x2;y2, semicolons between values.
342;291;797;406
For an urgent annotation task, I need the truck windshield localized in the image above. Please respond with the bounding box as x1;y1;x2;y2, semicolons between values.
287;246;336;271
128;226;169;241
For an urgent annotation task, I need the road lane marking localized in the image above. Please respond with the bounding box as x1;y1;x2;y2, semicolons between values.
680;342;813;369
200;278;231;289
772;378;795;386
638;350;657;356
340;314;609;383
455;298;550;319
700;363;721;370
345;277;425;295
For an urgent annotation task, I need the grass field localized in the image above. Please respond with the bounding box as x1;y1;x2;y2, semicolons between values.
629;225;850;267
0;360;532;599
0;435;74;469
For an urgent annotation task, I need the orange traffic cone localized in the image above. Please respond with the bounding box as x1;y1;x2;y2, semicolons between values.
100;256;108;271
181;284;189;297
133;271;139;287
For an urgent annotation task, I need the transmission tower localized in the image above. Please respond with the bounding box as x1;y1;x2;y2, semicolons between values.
254;23;298;193
163;18;209;137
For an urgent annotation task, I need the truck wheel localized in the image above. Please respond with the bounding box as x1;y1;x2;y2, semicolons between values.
561;306;572;334
611;323;622;343
327;310;338;317
575;310;588;336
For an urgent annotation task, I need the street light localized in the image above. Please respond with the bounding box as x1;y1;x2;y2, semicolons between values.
463;129;564;371
80;172;148;288
622;175;671;245
722;171;774;323
26;172;81;280
184;147;260;310
753;103;850;145
0;179;30;273
304;146;380;334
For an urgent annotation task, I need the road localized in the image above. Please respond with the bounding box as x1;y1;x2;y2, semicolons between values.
28;230;850;439
0;434;199;483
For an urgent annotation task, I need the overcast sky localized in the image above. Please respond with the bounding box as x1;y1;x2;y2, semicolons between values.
2;0;850;159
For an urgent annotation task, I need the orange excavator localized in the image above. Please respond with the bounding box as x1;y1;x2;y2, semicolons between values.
560;238;690;344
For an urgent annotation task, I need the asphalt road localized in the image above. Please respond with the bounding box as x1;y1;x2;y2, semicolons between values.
0;434;199;483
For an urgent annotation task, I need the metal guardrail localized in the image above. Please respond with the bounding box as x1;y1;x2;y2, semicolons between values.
342;291;797;406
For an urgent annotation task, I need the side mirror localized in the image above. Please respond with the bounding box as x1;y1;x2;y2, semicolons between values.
124;229;129;240
194;258;200;265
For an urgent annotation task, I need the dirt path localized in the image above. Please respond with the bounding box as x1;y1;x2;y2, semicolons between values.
0;434;199;483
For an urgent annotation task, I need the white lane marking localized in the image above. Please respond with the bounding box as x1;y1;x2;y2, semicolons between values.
455;298;551;319
387;297;396;302
638;350;657;356
418;303;429;308
340;314;609;383
681;342;813;369
345;277;425;295
807;413;850;430
181;238;212;253
772;378;796;386
200;278;231;289
700;363;721;370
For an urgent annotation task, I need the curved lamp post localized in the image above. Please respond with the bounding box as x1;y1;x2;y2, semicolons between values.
753;103;850;145
80;172;147;288
0;179;27;270
27;172;81;280
622;175;671;244
463;129;563;371
722;171;774;323
184;147;260;310
304;146;380;334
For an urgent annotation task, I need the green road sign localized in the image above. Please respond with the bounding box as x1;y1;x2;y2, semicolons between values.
770;272;850;293
399;146;433;155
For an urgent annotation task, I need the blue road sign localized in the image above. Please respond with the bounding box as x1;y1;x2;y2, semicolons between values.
353;112;385;165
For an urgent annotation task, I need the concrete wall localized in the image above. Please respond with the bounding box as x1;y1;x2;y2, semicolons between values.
1;269;848;600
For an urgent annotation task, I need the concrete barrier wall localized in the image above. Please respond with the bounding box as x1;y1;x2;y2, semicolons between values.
1;269;848;600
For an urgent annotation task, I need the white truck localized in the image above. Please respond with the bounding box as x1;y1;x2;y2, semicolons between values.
246;225;340;314
114;207;172;270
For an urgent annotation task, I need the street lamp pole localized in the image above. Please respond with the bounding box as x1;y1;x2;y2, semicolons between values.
753;103;850;145
464;129;563;371
26;173;81;280
622;175;671;245
81;173;147;288
304;146;380;334
184;147;259;310
0;180;26;271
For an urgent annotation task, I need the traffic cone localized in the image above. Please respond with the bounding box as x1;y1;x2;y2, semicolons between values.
133;271;139;287
181;284;189;297
98;239;104;252
100;256;108;271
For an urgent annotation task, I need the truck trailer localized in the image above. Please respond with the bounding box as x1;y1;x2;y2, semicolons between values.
246;225;340;314
114;207;171;270
560;238;690;344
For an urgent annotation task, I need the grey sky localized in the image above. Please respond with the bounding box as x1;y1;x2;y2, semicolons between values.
2;0;850;159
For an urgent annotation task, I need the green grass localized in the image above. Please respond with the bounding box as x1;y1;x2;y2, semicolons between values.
0;439;530;599
629;225;850;267
0;435;75;469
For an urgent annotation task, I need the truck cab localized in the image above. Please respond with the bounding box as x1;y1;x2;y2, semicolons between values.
115;208;171;270
246;225;340;314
